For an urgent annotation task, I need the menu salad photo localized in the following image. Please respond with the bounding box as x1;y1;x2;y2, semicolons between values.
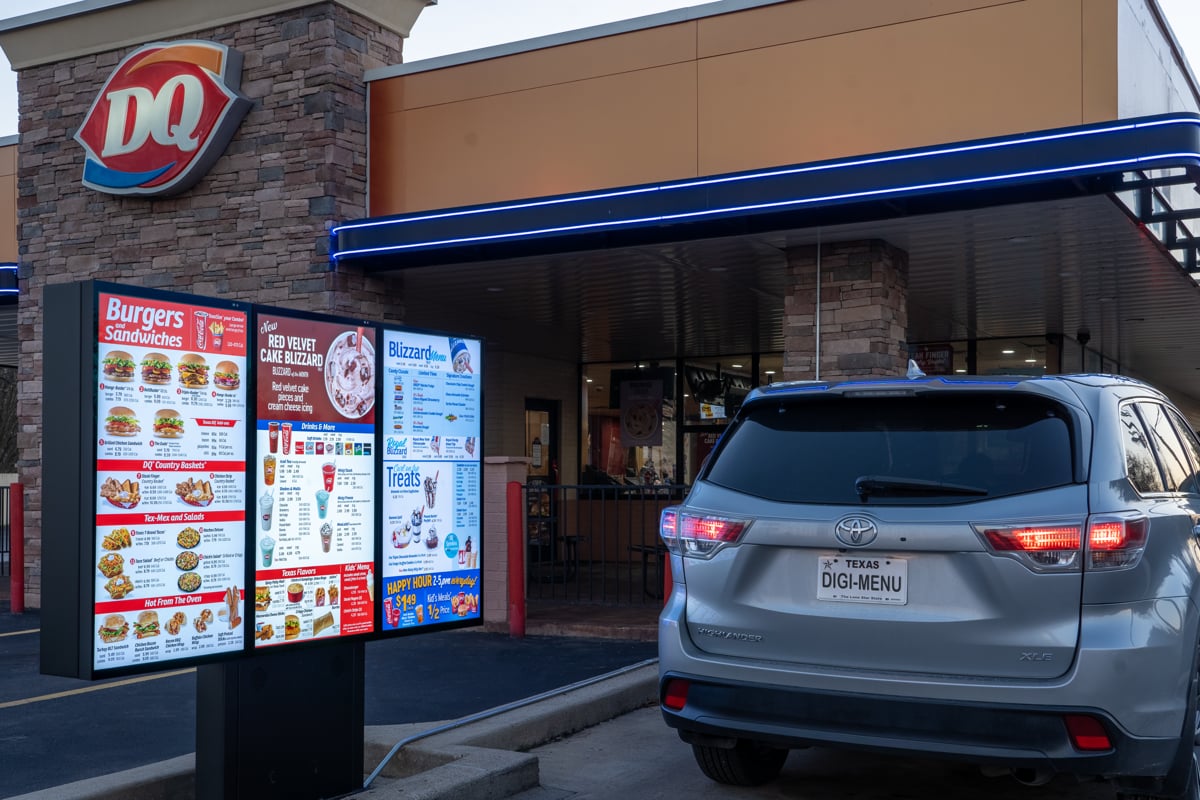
252;312;376;647
92;291;249;670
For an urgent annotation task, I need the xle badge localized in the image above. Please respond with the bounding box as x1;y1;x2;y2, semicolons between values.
75;41;251;196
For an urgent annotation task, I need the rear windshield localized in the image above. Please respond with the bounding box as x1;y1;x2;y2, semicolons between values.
704;393;1074;504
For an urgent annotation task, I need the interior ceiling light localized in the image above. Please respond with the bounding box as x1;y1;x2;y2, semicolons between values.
1002;349;1015;355
764;370;776;375
731;363;743;369
585;378;593;383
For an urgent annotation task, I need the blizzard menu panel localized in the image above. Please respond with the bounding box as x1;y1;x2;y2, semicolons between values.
253;314;376;647
380;331;482;630
93;292;248;671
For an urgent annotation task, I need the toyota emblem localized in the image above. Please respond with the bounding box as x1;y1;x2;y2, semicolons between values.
834;515;879;547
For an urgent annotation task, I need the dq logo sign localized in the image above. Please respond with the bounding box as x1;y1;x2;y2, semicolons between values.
74;41;251;197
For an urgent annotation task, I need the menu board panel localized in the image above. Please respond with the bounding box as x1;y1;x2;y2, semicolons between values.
253;313;376;647
92;291;249;671
380;331;482;630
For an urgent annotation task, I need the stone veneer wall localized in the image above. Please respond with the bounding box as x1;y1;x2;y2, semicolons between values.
782;239;909;381
14;4;406;608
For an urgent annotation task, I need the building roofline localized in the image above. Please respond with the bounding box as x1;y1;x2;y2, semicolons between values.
366;0;787;81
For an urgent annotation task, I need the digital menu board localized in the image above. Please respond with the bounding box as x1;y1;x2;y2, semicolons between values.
92;291;249;671
379;330;482;630
253;313;376;647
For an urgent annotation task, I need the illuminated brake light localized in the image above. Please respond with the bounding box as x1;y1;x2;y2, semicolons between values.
1064;714;1112;751
673;513;750;559
976;524;1082;571
663;678;689;711
1087;517;1147;569
660;508;680;554
683;516;746;542
982;526;1081;551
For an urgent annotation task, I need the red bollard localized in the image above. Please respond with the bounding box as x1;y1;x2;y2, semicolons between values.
507;481;525;638
10;482;23;614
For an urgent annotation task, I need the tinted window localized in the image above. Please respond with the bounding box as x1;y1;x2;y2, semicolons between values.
1167;409;1200;495
1120;403;1164;494
1137;402;1192;493
705;393;1073;504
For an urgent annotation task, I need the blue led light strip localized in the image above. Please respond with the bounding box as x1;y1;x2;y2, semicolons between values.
0;264;17;294
332;114;1200;262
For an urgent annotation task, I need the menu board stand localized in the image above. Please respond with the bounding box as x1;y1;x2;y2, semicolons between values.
195;638;365;800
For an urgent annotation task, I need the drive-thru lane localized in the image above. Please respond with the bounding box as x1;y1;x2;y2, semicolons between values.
516;705;1119;800
0;611;656;798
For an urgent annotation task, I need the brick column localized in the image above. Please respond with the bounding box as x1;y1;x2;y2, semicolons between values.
782;239;909;382
14;3;406;606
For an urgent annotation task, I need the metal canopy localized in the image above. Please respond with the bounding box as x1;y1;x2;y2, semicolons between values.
332;114;1200;402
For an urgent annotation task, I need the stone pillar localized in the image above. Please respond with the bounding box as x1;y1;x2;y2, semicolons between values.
13;3;407;606
782;239;909;382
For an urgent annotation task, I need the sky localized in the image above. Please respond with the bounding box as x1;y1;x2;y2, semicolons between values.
0;0;1196;138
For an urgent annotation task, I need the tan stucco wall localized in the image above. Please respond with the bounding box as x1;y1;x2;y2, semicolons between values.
368;0;1123;216
0;143;15;262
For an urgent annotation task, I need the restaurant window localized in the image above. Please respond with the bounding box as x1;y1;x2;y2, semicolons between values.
581;362;676;486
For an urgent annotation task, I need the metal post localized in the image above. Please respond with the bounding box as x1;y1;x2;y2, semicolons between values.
10;483;22;614
507;481;525;637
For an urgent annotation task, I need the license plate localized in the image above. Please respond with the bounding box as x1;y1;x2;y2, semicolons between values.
817;555;907;605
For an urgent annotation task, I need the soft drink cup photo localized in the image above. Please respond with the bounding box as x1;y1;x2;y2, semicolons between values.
322;462;336;492
260;535;275;567
193;310;208;350
268;421;279;453
281;422;292;455
263;454;276;486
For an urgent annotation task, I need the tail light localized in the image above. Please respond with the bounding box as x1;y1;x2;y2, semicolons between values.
1086;517;1147;569
977;523;1082;571
975;515;1147;572
660;507;749;559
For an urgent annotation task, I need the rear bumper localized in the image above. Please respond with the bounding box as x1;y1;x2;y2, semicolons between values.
659;672;1176;776
657;592;1198;778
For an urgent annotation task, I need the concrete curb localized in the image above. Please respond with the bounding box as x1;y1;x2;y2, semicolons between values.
353;661;659;799
10;662;659;800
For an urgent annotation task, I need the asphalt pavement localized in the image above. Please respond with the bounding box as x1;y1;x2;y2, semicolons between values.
0;609;656;799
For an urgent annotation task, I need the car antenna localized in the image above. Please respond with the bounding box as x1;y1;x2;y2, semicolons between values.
906;359;926;380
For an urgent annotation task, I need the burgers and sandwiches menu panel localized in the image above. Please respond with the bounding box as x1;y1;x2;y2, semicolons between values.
380;331;482;630
93;291;248;671
253;313;376;647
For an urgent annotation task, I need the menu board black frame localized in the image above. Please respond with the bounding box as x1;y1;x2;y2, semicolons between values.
42;280;255;680
40;282;487;681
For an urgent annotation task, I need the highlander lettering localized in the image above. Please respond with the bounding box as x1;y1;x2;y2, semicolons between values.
696;627;762;642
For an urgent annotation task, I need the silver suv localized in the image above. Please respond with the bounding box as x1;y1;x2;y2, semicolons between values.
659;374;1200;799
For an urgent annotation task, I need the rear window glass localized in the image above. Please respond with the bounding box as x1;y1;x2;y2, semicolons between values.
704;393;1074;504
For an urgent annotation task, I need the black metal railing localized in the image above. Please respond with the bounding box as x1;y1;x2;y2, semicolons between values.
523;482;686;606
0;484;10;577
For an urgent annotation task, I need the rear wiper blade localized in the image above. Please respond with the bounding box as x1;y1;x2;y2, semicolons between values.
855;475;989;501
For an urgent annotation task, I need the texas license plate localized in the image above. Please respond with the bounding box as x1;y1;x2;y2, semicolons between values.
817;555;908;605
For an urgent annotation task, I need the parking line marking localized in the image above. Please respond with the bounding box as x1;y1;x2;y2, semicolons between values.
0;668;194;709
0;628;38;638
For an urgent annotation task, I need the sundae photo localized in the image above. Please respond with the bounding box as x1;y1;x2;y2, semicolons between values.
424;472;438;509
325;329;375;419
